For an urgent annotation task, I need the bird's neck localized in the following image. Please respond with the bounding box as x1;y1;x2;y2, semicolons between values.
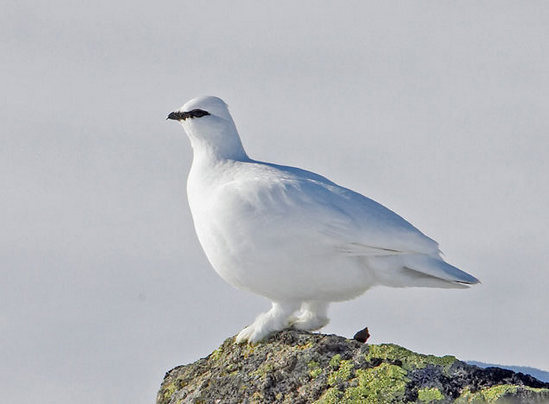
188;126;249;164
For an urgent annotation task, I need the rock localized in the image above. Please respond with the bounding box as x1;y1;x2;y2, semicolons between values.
353;327;370;343
157;330;549;403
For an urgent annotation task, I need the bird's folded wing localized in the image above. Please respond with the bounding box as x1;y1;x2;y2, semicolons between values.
228;163;441;258
286;177;441;257
233;167;477;284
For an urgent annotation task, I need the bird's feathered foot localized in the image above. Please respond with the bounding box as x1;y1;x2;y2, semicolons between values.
235;301;300;343
290;301;330;331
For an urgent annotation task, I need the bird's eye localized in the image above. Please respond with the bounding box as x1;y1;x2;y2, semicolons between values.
167;109;211;121
181;109;210;120
187;109;210;119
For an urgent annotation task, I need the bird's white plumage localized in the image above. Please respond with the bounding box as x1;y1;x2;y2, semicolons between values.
169;96;479;342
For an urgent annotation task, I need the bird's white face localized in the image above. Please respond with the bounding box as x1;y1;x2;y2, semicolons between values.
167;96;247;160
168;96;236;138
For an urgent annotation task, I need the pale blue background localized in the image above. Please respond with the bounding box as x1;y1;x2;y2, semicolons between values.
2;1;548;402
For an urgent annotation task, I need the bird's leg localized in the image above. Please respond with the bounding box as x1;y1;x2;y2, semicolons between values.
290;301;330;331
235;301;300;343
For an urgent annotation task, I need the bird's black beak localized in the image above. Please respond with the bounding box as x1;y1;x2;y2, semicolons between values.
167;111;183;121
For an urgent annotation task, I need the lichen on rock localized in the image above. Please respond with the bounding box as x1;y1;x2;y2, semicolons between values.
157;330;549;403
417;387;444;402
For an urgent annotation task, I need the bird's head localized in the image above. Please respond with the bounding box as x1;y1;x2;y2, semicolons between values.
167;96;248;160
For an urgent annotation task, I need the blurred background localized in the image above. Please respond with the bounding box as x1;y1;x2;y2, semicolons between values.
1;1;548;402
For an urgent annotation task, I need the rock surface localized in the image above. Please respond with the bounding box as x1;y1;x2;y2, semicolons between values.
157;330;549;403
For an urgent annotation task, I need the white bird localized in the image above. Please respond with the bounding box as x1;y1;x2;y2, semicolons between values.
167;96;479;343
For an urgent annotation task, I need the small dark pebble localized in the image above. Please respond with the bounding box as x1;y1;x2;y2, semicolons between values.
353;327;370;343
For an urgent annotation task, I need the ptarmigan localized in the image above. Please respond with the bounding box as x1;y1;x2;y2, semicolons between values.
167;96;479;343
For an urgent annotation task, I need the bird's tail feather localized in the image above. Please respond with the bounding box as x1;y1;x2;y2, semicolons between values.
403;255;479;285
367;254;479;289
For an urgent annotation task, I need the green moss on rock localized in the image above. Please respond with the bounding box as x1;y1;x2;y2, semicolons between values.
456;384;549;403
351;363;408;402
480;384;517;401
327;359;354;385
328;354;342;368
366;344;456;372
316;362;408;403
417;387;444;402
161;383;177;401
456;385;517;403
308;361;322;378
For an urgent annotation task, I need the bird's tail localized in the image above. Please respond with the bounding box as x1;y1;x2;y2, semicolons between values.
368;254;480;289
403;255;480;286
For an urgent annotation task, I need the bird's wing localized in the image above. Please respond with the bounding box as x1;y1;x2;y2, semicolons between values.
226;162;479;285
297;178;440;257
238;162;441;258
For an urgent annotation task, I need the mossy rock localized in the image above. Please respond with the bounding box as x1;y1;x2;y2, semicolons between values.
157;330;549;403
